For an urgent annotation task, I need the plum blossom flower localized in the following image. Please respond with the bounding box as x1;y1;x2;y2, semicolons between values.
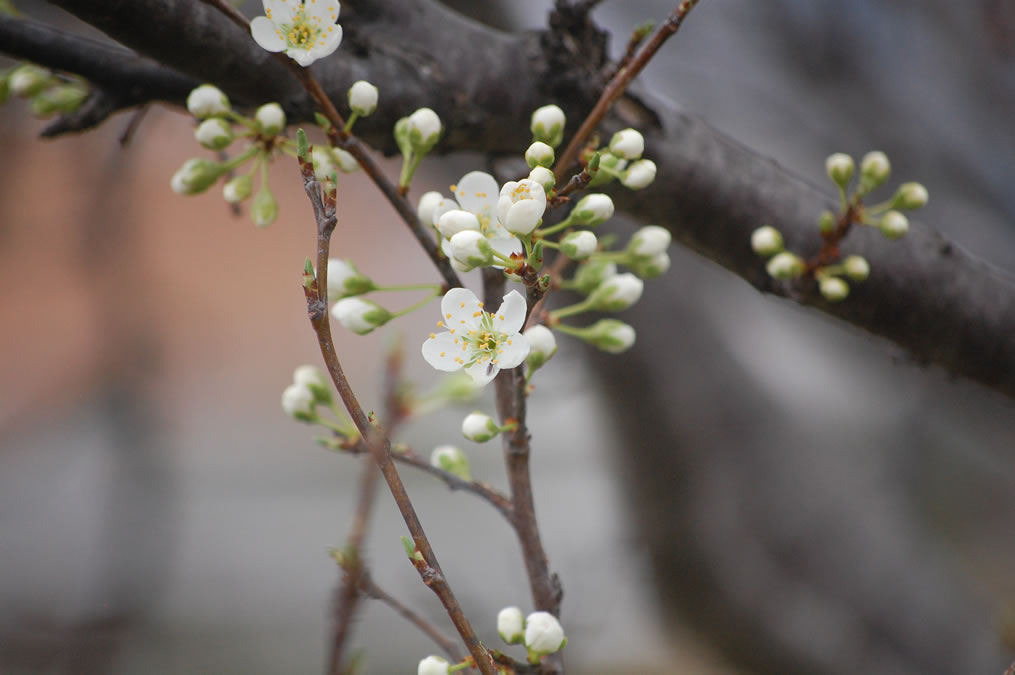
250;0;343;67
430;171;523;264
422;288;530;386
496;178;547;235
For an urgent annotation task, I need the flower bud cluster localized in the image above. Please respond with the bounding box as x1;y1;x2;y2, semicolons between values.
4;63;89;120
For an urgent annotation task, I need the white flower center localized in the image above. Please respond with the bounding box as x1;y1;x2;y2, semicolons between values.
271;5;336;51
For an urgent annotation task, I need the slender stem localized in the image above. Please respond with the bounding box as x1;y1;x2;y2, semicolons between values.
197;0;462;291
299;160;495;675
553;0;702;180
482;270;562;675
359;572;464;662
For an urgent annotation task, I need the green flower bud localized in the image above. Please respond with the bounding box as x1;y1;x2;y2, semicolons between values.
171;158;224;195
571;259;617;295
751;226;784;256
843;255;870;281
892;181;928;210
251;186;279;227
825;152;855;189
859;151;890;193
222;174;253;203
766;252;805;279
525;141;555;169
879;210;909;239
429;445;470;481
530;104;565;148
9;64;51;98
819;276;849;302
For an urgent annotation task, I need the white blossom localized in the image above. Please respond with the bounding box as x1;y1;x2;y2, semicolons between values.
587;273;644;311
461;411;498;443
570;193;614;226
186;84;230;118
560;230;597;260
255;102;287;135
250;0;343;67
496;179;547;235
524;611;566;655
436;209;481;240
497;606;525;644
348;80;378;116
331;297;391;335
281;383;315;421
608;128;645;160
620;159;656;190
417;655;450;675
629;225;671;257
422;288;530;386
433;171;523;264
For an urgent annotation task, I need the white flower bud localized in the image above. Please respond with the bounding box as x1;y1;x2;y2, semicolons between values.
525;141;555;169
330;297;392;335
9;64;50;98
448;230;494;270
497;179;547;235
524;325;557;370
255;102;286;136
437;209;481;239
429;445;470;481
859;151;891;192
583;319;636;353
293;365;332;404
750;226;784;256
587;272;644;311
497;606;525;644
186;84;230;118
825;152;855;188
461;411;499;443
560;230;597;260
417;191;445;226
407;107;442;153
587;152;626;188
524;611;566;655
879;210;909;239
417;655;450;675
843;255;870;281
572;259;617;294
251;187;278;227
348;80;378;116
629;225;671;257
528;166;556;193
620;159;656;190
333;147;359;173
312;147;337;182
630;251;670;279
281;383;316;422
195;118;233;150
570;193;614;227
608;128;645;160
819;276;850;302
893;181;928;210
531;104;566;147
171;158;223;195
222;174;253;203
326;258;374;298
766;251;805;279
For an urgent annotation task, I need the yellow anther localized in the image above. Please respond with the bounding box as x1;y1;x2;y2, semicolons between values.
429;333;436;339
440;351;446;357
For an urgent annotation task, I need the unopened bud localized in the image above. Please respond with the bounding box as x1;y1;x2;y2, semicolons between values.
461;412;499;443
171;158;223;195
892;181;928;210
195;118;233;150
429;445;470;481
186;84;230;118
751;226;784;256
281;383;316;422
222;174;253;203
628;225;671;257
251;186;278;227
497;606;525;644
524;325;558;370
766;252;805;279
630;251;670;279
608;128;645;160
348;80;378;117
525;141;555;169
293;365;333;405
571;259;617;294
819;276;850;302
560;230;597;260
879;210;909;239
843;255;870;281
10;64;51;98
326;258;375;299
570;194;614;226
255;103;286;136
406;107;442;153
859;151;890;193
528;166;556;193
825;152;855;189
620;159;656;190
524;612;567;656
530;104;566;148
330;297;392;335
586;273;644;311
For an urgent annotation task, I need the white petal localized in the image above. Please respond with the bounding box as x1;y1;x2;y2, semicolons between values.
431;197;459;227
305;0;340;24
495;336;530;370
262;0;295;23
504;199;544;235
250;16;286;52
465;361;498;386
422;333;464;372
441;287;483;327
495;194;513;228
288;48;316;67
456;171;499;217
309;25;343;61
492;290;527;335
488;235;522;261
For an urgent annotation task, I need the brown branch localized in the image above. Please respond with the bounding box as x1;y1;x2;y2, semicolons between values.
359;572;463;662
197;0;462;291
554;0;701;180
298;158;495;675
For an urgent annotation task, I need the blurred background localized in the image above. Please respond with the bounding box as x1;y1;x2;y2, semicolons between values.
1;1;1014;673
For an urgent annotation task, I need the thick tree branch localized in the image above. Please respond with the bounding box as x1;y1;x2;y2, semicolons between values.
10;0;1015;399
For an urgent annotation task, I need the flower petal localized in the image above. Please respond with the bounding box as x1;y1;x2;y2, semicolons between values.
441;287;483;328
305;0;341;24
310;24;343;61
495;335;530;370
465;361;499;386
250;16;286;52
492;290;526;335
262;0;295;23
504;199;544;235
487;235;522;261
422;332;463;372
431;197;459;227
288;48;316;66
455;171;499;218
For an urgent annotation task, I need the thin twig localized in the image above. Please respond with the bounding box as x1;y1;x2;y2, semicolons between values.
553;0;701;180
299;157;495;675
359;572;463;662
328;349;406;675
197;0;462;290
